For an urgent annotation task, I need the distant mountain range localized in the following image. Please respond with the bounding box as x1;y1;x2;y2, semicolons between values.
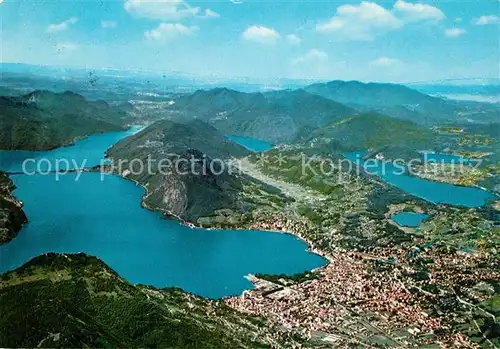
304;80;499;124
170;88;357;143
0;90;129;150
0;79;496;156
167;82;498;144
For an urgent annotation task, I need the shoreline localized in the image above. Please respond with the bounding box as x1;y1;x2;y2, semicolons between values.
111;168;332;285
0;126;128;153
1;168;328;300
409;168;498;194
0;173;29;245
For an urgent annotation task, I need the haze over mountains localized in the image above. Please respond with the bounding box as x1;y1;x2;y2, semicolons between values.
2;76;498;153
166;81;498;144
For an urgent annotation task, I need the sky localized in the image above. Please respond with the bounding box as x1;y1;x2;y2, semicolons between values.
1;0;499;82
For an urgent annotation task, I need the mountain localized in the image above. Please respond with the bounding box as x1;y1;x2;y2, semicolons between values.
0;172;27;245
309;112;436;151
304;80;499;124
142;148;245;221
170;88;357;143
0;90;129;150
108;120;250;221
0;253;277;348
171;87;266;116
109;119;250;160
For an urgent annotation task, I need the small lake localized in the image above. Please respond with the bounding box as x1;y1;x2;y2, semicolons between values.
226;135;274;152
0;129;325;298
392;212;430;227
345;152;494;208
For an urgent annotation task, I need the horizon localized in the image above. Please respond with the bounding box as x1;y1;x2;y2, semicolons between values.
2;61;500;87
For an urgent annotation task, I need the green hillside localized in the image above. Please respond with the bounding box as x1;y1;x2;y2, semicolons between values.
0;90;129;150
310;112;436;150
304;80;499;124
109;119;250;160
0;253;276;348
171;88;357;143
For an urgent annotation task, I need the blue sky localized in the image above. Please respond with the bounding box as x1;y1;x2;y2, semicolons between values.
1;0;499;82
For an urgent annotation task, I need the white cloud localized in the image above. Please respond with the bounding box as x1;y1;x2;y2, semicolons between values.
316;2;403;40
145;23;198;42
47;17;78;33
242;25;280;44
393;0;445;22
370;57;402;67
101;20;117;29
286;34;301;45
292;49;328;65
473;15;499;26
203;9;220;18
124;0;199;20
316;1;445;41
55;42;78;53
445;28;466;38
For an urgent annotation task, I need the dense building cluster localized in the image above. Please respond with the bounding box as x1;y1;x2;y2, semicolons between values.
227;215;499;347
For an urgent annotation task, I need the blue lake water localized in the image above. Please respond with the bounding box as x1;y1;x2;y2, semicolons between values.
345;152;494;208
0;128;325;298
226;135;274;152
0;126;143;173
0;173;325;298
392;212;430;227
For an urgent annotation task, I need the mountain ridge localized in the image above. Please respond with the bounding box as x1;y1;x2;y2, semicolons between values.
0;90;129;150
0;252;280;348
171;87;357;143
308;112;436;151
304;80;500;124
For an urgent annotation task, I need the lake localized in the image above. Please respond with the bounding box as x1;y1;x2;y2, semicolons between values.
0;129;325;298
345;152;494;208
0;126;143;173
226;135;274;152
392;212;430;227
